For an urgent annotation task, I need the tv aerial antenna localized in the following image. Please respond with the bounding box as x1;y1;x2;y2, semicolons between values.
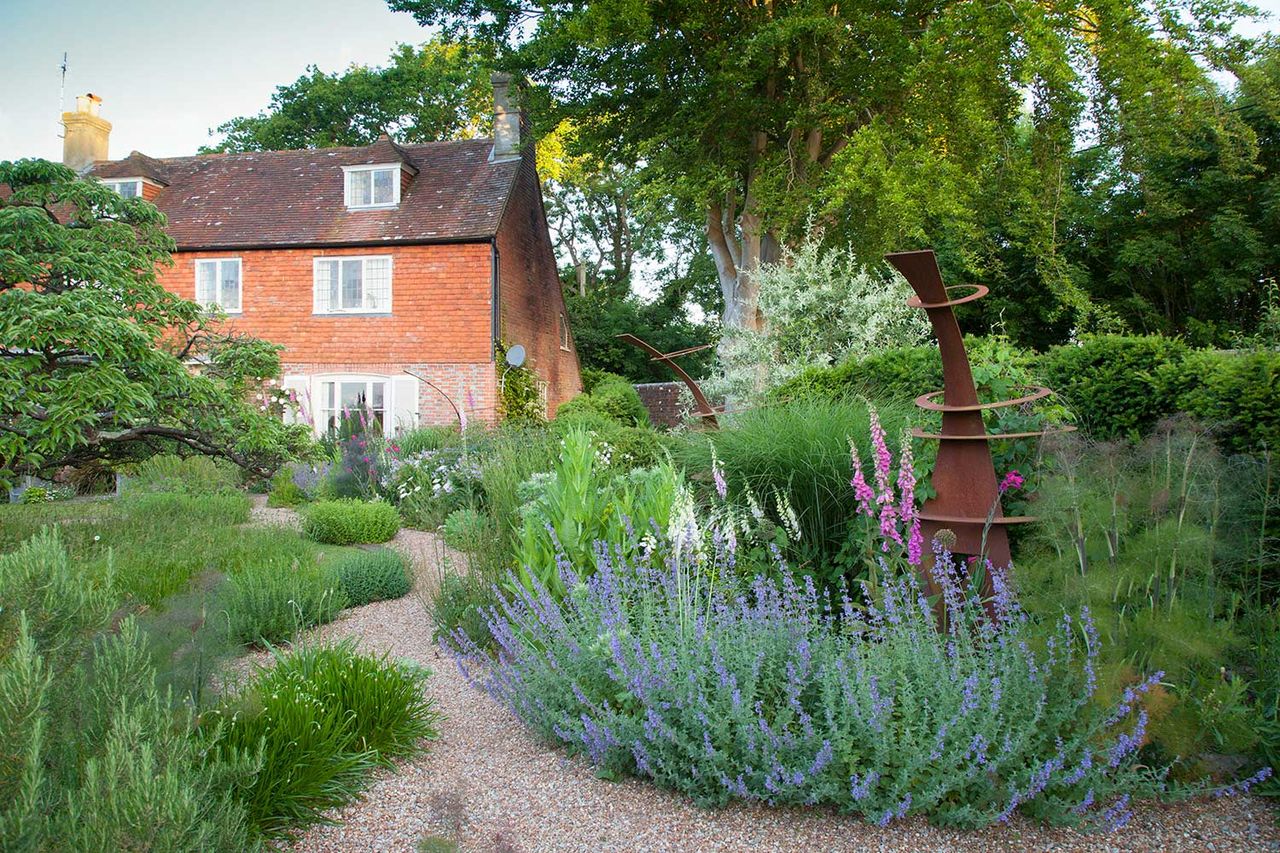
57;52;68;140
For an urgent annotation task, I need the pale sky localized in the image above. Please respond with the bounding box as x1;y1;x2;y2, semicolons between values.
0;0;1277;164
0;0;431;161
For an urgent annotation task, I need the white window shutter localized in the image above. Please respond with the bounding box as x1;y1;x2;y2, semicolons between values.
280;375;310;427
390;376;419;436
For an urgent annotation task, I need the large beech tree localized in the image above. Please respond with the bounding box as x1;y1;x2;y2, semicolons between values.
0;159;311;486
388;0;1260;335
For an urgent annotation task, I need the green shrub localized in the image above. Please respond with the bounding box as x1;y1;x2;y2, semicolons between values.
1164;349;1280;454
302;499;400;545
514;428;681;596
396;425;460;456
267;468;307;507
18;486;48;504
770;343;941;403
1039;335;1189;440
128;453;241;495
222;561;347;646
429;571;497;649
335;548;412;606
556;376;649;427
207;641;439;841
442;506;491;552
578;367;616;394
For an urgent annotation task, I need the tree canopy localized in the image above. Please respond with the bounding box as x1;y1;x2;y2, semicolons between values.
389;0;1271;344
203;37;494;152
0;160;311;486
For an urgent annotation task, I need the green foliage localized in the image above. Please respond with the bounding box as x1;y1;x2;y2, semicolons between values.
0;531;258;851
428;571;497;649
396;425;461;457
0;159;313;488
441;506;491;552
672;398;915;582
129;453;242;495
514;428;681;597
302;499;401;545
709;234;930;401
556;373;649;427
1165;349;1280;455
1019;425;1278;767
222;561;347;647
1040;336;1190;441
267;470;308;507
206;37;494;152
334;548;412;606
17;487;47;505
207;641;440;841
563;288;717;382
496;342;546;424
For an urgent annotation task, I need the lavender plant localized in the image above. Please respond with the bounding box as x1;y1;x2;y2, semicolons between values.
448;415;1233;829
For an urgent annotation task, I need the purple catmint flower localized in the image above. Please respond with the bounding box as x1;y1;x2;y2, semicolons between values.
1100;794;1132;830
850;771;879;801
1214;766;1273;797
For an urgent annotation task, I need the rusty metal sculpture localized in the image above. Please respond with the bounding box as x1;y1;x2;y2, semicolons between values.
885;250;1072;573
616;333;722;427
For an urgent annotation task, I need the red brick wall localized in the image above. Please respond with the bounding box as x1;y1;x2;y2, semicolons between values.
157;243;493;364
495;153;582;415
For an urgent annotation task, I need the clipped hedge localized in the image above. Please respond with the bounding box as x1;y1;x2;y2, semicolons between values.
301;499;400;545
775;334;1278;451
1039;335;1190;441
334;548;412;606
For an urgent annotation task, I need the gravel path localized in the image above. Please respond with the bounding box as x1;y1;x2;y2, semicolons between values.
243;501;1279;852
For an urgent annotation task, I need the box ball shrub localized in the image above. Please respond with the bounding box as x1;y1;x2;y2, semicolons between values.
335;548;412;606
302;499;400;545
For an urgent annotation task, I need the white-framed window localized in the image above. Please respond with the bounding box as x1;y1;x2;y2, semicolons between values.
103;178;142;199
342;164;400;209
559;312;571;350
294;374;419;437
195;258;242;313
312;256;392;314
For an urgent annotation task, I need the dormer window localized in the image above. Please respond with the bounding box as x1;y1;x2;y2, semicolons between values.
343;164;400;209
103;179;142;199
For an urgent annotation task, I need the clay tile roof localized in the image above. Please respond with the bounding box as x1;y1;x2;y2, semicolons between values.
86;138;517;249
92;151;172;186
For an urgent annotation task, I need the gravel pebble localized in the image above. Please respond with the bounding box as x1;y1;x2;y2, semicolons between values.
240;505;1279;853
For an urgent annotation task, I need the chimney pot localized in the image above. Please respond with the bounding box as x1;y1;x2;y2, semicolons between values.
63;93;111;174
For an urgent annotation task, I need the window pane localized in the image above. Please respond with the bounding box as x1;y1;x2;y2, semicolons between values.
324;382;335;409
339;381;366;411
371;382;385;411
220;261;240;310
341;260;362;309
363;258;389;310
115;181;139;199
348;170;372;206
196;263;217;305
372;169;395;204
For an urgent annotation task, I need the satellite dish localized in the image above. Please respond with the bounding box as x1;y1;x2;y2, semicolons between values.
505;344;526;368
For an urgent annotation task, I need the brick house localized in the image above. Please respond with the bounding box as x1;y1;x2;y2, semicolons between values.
61;80;580;435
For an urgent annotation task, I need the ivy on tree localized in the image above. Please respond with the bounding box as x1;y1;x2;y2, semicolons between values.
0;159;312;487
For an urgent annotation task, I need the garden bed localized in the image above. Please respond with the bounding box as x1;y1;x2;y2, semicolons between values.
277;573;1280;853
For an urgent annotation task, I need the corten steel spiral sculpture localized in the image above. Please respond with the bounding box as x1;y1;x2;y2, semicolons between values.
885;250;1071;575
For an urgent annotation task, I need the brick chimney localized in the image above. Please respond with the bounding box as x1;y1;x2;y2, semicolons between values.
491;73;521;162
62;93;111;174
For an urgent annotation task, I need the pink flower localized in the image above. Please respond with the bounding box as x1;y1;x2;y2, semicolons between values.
896;430;917;523
869;408;894;506
879;500;902;550
999;470;1025;494
849;441;876;517
906;517;923;566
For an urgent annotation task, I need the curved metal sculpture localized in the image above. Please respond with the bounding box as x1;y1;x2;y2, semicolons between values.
885;250;1073;572
616;333;721;427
